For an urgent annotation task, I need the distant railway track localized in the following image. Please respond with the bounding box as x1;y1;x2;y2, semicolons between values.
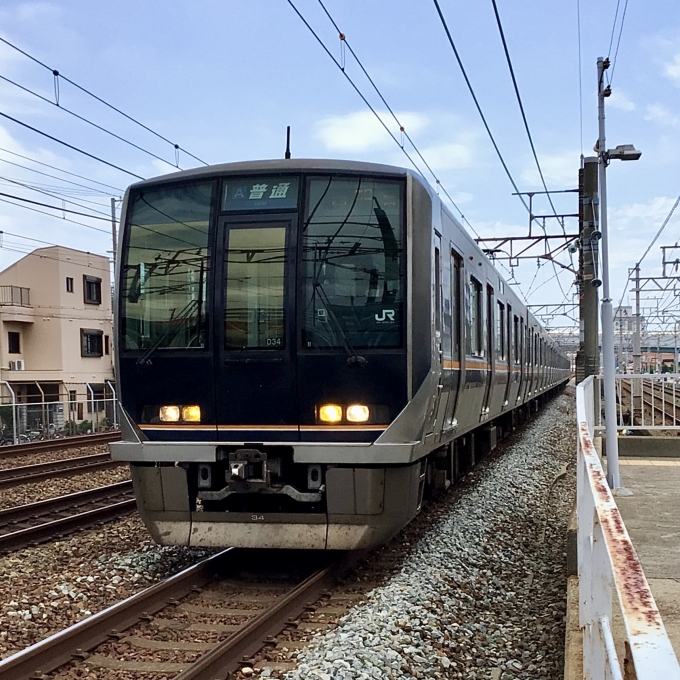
0;431;121;459
0;548;356;680
0;480;134;554
619;378;680;426
0;453;121;490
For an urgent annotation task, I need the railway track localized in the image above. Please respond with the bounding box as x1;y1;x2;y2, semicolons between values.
0;452;121;490
0;480;134;554
0;548;362;680
619;378;680;426
0;431;121;459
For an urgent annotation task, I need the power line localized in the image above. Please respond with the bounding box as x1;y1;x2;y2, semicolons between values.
0;111;144;180
616;193;680;312
490;0;560;220
488;0;571;302
0;197;110;235
0;191;112;226
0;74;187;170
0;35;208;167
313;0;475;232
0;147;123;192
0;176;111;213
431;0;529;213
608;0;630;83
288;0;482;240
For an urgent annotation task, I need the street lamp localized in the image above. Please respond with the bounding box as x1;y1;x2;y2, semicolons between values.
596;56;641;491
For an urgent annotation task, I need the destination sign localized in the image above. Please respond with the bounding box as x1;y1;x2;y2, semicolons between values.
222;176;299;211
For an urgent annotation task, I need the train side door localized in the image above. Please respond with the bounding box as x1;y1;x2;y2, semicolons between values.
214;213;300;441
481;284;494;419
428;236;448;440
443;249;463;431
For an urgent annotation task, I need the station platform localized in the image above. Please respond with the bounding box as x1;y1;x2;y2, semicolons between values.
615;455;680;654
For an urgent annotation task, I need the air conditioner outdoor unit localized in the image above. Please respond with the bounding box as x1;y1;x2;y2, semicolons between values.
9;360;25;371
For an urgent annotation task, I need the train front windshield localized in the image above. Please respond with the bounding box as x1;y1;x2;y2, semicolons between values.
301;177;404;349
120;174;404;356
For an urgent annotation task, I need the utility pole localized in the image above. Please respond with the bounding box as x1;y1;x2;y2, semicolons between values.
597;56;620;489
110;197;118;270
576;156;600;383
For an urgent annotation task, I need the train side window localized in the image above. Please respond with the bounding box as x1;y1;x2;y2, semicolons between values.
513;315;520;364
497;302;505;359
467;276;483;356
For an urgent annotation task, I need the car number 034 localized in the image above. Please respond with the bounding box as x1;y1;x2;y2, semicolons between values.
251;514;265;521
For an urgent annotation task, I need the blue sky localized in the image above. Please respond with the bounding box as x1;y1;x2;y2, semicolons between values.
0;0;678;333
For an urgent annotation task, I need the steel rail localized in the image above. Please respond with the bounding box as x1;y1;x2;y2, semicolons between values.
0;487;135;554
174;556;352;680
619;379;680;425
0;549;234;680
0;432;120;459
0;453;120;489
0;480;132;526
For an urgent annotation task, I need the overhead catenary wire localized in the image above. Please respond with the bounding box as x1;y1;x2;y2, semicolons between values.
0;35;208;167
0;191;113;227
431;0;529;214
488;0;572;302
0;74;190;171
0;147;123;192
313;0;475;233
615;193;680;314
608;0;629;83
433;0;571;302
0;176;112;213
287;0;482;238
0;111;144;180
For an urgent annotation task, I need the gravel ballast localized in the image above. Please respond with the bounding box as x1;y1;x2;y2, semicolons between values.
0;515;215;659
284;389;575;680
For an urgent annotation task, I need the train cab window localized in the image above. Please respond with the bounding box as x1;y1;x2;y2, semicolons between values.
301;176;404;349
224;225;286;349
467;276;483;356
121;182;214;351
496;302;505;359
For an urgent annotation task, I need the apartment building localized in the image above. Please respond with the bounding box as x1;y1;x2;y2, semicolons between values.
0;246;114;434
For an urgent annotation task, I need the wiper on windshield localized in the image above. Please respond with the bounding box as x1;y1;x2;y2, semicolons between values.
136;298;201;366
313;281;367;368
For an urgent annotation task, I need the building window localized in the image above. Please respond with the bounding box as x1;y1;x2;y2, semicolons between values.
81;329;103;357
66;277;74;293
8;332;20;354
83;275;102;305
104;335;110;355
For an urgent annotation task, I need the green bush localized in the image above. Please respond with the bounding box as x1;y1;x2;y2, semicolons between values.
77;419;92;433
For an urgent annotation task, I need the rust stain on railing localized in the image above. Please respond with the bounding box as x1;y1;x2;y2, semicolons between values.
579;421;665;637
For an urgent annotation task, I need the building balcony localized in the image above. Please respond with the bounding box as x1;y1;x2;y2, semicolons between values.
0;286;33;323
0;286;30;306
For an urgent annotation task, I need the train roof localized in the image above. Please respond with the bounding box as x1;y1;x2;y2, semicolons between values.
128;158;422;190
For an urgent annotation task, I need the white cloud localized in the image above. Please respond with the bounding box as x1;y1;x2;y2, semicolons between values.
664;53;680;84
645;103;679;126
608;89;635;111
314;110;429;153
521;150;581;188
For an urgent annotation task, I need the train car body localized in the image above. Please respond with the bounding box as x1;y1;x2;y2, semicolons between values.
110;159;570;550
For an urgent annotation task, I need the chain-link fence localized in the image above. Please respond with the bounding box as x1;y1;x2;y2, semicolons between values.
0;381;118;444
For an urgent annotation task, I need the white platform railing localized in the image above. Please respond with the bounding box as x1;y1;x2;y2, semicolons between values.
577;376;680;679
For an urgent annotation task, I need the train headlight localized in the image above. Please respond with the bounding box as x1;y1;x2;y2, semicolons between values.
181;405;201;422
319;404;343;423
346;404;370;423
159;405;180;422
